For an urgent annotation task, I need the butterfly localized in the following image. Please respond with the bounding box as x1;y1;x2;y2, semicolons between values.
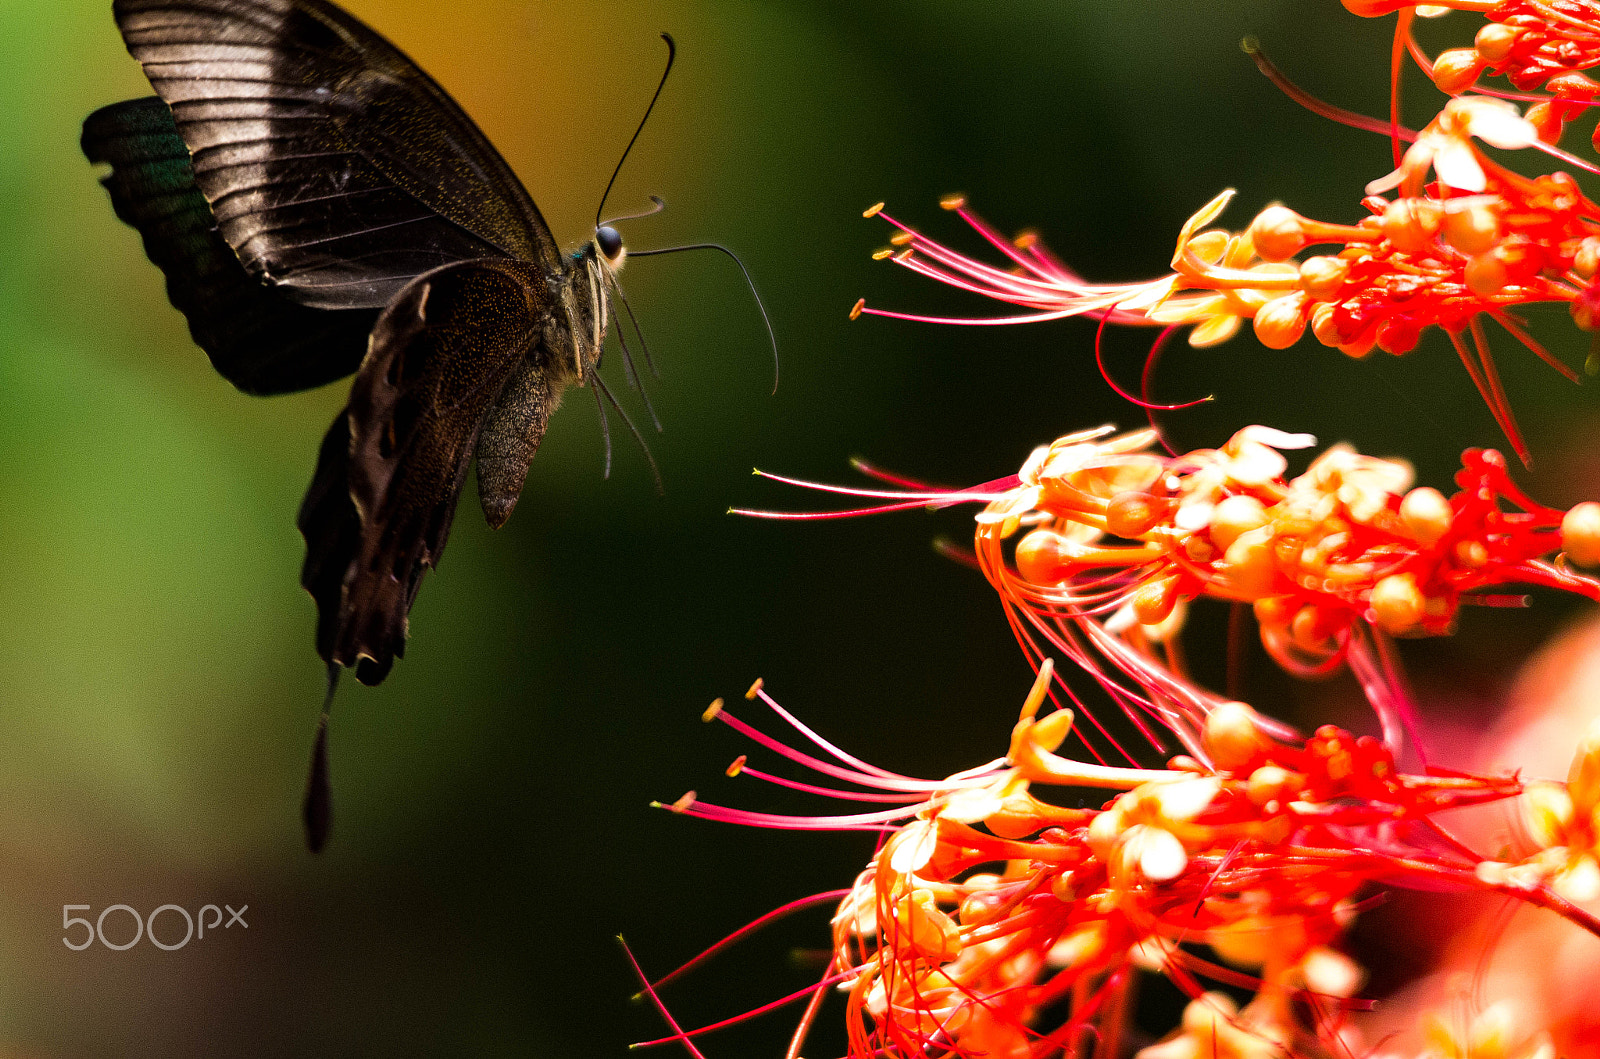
83;0;673;848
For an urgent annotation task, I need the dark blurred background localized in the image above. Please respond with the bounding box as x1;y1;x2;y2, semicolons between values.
3;1;1599;1055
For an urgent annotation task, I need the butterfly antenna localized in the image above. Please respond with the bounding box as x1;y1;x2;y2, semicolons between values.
602;194;667;229
630;242;778;393
302;662;339;853
594;373;665;494
611;307;664;432
591;380;614;479
595;34;676;230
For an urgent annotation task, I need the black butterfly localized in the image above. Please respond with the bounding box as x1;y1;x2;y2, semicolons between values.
83;0;666;847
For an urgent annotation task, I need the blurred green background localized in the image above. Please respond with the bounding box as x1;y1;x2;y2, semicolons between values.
3;1;1599;1055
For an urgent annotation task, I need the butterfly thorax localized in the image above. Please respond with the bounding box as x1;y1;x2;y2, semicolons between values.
548;240;616;389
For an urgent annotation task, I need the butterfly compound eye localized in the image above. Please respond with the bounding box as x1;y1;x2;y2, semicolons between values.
596;225;624;262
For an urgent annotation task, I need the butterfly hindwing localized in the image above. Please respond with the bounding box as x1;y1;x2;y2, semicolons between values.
297;257;552;685
82;95;378;394
111;0;563;310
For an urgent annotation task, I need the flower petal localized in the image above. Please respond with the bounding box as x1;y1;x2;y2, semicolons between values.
1434;139;1488;192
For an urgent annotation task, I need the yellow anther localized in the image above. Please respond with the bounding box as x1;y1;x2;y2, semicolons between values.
1574;296;1600;333
1180;993;1240;1038
863;201;884;218
1086;806;1124;861
1149;775;1222;823
1045;922;1107;967
939;193;967;210
1129;935;1176;972
702;698;724;722
892;248;913;262
745;678;764;700
890;231;914;246
670;791;697;813
871;248;894;261
1253;595;1294;628
849;298;865;320
1523;781;1575;849
1013;230;1038;250
1047;870;1079;905
725;755;747;778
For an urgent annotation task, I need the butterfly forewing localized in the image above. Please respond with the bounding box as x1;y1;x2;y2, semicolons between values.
112;0;564;309
297;258;552;685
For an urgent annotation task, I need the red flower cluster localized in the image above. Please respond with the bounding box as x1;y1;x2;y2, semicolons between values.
646;4;1600;1058
647;669;1600;1059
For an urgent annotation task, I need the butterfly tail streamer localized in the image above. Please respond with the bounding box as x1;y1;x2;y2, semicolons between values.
302;663;340;853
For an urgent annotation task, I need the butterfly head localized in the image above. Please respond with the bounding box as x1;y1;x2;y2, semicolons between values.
594;224;626;270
